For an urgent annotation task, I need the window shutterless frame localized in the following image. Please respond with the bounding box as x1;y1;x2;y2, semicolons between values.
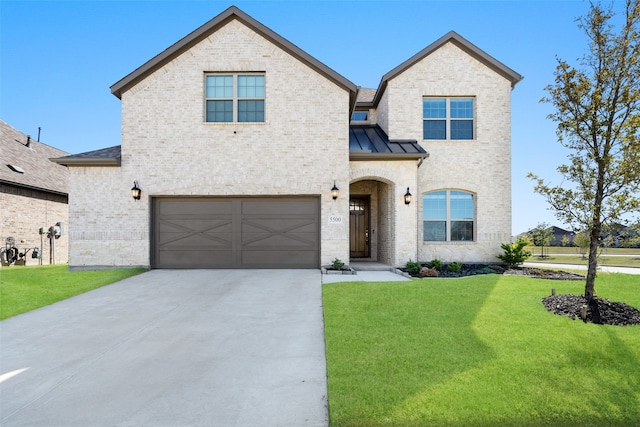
423;97;475;140
422;190;475;242
205;73;265;123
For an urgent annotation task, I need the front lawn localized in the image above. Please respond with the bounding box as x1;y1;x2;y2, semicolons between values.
323;274;640;426
0;265;147;320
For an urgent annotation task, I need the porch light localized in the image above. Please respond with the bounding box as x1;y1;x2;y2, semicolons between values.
131;181;141;201
331;181;339;200
404;187;412;205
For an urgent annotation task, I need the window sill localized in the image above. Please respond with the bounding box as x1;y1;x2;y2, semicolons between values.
204;122;267;125
422;241;476;245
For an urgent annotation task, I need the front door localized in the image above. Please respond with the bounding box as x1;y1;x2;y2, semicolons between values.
349;196;370;258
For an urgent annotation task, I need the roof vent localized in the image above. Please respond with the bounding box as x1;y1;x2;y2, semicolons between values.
7;164;25;174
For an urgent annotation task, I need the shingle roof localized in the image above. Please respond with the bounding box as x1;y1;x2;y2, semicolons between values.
349;125;428;160
52;145;121;166
355;88;376;104
0;120;69;195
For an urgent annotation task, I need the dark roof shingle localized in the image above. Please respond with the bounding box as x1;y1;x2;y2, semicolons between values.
0;120;69;195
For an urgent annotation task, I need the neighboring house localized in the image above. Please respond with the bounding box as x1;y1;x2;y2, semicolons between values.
1;120;69;266
54;6;522;270
548;226;577;247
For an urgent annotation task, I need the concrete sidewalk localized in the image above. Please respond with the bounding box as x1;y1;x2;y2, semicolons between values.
0;269;328;426
524;262;640;275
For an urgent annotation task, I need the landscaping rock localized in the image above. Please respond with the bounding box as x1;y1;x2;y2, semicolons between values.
420;267;439;277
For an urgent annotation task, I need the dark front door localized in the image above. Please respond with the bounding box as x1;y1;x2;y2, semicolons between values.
349;196;370;258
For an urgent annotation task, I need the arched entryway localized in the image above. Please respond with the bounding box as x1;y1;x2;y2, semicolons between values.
349;179;394;264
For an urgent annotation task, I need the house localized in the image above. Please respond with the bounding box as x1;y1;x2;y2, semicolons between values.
1;120;69;266
53;6;522;270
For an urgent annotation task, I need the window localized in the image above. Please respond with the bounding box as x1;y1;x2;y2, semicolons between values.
423;190;474;241
205;74;264;122
351;111;368;121
423;97;474;140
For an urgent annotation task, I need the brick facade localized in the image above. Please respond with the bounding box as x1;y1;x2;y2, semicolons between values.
60;8;519;269
68;19;351;268
0;184;68;266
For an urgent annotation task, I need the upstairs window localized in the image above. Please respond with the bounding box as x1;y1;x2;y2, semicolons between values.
423;190;475;241
206;74;265;122
423;97;474;140
351;111;368;121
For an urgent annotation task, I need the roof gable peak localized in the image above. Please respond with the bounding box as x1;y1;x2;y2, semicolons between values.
110;6;356;101
370;30;523;106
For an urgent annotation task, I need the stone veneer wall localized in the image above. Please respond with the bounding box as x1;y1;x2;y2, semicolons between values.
0;184;68;266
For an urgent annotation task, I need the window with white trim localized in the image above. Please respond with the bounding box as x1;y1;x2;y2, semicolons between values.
423;190;475;241
423;97;474;140
205;74;265;122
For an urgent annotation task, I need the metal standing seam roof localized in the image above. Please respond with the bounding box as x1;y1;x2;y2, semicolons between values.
0;120;69;195
349;125;428;160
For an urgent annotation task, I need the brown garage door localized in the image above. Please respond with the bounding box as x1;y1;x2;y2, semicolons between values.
152;197;319;269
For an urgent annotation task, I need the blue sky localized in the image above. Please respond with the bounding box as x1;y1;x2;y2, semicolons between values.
1;0;604;234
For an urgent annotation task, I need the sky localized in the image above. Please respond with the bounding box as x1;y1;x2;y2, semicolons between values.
1;0;624;235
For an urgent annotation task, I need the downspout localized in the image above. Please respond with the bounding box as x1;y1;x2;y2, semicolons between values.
416;154;428;262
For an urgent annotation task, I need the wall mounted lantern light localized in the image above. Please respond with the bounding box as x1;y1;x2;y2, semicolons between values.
131;181;141;201
404;187;412;205
331;181;339;200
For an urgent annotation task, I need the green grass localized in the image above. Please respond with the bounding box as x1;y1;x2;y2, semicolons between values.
323;274;640;426
0;265;147;320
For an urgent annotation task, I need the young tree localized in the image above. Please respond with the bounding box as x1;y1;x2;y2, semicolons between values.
574;231;591;259
528;0;640;301
529;222;554;257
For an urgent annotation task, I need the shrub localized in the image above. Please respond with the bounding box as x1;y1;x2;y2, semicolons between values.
448;262;463;273
332;258;345;270
428;258;443;270
405;259;422;276
497;237;532;268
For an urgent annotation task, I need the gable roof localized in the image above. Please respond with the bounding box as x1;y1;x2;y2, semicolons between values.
110;5;358;108
52;145;121;167
0;120;69;195
370;31;524;107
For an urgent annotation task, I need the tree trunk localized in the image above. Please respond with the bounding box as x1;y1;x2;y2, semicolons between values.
585;217;602;301
585;232;599;301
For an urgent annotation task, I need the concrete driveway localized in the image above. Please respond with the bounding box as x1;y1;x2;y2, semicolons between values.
0;269;328;426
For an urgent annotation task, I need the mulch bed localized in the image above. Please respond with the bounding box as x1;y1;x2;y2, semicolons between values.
402;263;585;280
542;294;640;326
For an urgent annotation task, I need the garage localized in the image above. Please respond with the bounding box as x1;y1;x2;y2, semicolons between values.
152;197;320;269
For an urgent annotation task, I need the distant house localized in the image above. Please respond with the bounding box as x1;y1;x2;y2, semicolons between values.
0;120;69;266
517;225;576;247
549;226;576;246
602;223;640;248
54;6;522;270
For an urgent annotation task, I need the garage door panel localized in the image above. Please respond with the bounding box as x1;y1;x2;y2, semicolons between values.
242;250;318;267
242;233;317;247
159;219;232;232
158;249;235;268
153;197;319;269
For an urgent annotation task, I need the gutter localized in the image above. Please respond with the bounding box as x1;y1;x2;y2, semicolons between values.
50;157;121;167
